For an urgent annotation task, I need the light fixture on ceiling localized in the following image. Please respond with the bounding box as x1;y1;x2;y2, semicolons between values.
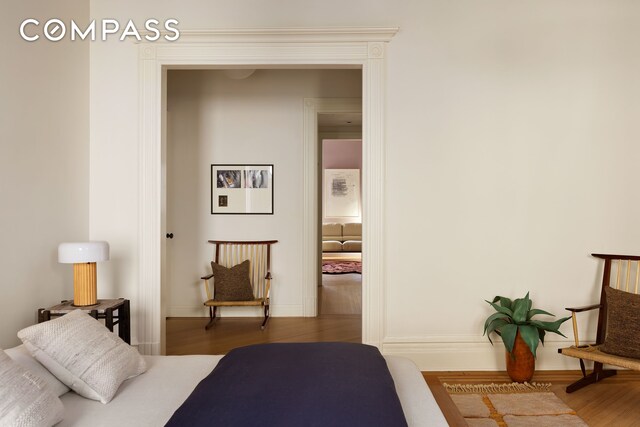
222;69;256;80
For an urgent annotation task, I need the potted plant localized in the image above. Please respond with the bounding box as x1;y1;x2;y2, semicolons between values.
483;292;570;382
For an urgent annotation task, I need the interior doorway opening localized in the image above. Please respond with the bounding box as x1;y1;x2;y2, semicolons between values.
318;116;363;322
164;70;363;354
137;28;396;355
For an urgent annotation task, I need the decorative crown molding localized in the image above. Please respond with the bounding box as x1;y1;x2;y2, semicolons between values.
137;27;399;44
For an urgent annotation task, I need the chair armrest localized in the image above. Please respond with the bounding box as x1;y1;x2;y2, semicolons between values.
565;303;601;347
201;274;214;301
565;304;601;313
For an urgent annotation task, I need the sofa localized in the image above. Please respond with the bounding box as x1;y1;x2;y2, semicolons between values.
322;222;362;252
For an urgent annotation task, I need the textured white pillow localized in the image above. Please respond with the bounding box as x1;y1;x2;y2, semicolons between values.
18;309;147;404
4;345;70;397
0;348;64;427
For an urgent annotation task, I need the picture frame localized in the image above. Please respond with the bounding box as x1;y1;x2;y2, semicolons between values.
211;164;274;214
324;169;360;218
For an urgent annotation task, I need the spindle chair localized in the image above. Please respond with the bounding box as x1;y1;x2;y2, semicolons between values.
201;240;277;330
558;253;640;392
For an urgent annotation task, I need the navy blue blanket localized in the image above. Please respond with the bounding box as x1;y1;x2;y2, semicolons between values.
165;342;407;427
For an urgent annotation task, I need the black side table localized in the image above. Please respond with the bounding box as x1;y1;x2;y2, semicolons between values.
38;298;131;344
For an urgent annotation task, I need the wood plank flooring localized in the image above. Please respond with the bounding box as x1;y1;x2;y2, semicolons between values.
166;316;361;355
425;370;640;427
319;273;362;315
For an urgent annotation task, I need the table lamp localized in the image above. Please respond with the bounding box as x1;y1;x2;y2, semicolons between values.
58;241;110;306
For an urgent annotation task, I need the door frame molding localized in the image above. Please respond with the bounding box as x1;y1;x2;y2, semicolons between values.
138;27;397;354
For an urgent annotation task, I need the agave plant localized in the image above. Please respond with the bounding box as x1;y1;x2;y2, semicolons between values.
483;292;571;358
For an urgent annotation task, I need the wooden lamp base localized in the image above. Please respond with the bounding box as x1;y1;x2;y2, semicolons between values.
73;262;98;306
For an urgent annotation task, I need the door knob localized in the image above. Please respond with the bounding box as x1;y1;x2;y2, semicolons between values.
166;233;174;239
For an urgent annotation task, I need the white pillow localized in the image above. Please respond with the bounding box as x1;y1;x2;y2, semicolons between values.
0;348;64;427
4;345;70;397
18;309;147;404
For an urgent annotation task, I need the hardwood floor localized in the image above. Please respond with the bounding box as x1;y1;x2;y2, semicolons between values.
319;273;362;315
166;316;361;355
425;370;640;427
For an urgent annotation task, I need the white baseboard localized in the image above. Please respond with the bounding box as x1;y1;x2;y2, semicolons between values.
167;304;303;318
382;336;592;371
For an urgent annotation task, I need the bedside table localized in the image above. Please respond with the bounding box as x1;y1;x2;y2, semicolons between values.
38;298;131;344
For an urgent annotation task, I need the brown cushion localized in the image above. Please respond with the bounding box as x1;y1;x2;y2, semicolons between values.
600;287;640;359
211;260;254;301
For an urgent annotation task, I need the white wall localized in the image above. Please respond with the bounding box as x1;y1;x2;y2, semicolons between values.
166;69;362;317
89;1;640;369
0;0;89;348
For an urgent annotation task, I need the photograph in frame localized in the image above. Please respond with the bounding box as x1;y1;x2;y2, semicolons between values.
211;164;273;214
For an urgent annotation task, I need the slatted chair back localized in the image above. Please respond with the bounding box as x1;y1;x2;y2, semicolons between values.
211;240;277;300
201;240;278;330
559;253;640;393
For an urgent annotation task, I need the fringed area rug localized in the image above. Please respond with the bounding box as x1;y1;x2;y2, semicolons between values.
443;382;588;427
321;260;361;274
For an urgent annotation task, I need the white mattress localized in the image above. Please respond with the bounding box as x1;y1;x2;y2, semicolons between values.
57;354;447;427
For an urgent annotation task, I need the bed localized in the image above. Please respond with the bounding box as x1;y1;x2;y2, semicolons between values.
4;311;447;426
6;345;447;427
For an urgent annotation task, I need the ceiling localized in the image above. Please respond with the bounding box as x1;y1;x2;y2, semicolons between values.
317;113;362;128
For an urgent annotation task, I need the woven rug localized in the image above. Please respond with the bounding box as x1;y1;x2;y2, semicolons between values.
322;260;361;274
443;383;588;427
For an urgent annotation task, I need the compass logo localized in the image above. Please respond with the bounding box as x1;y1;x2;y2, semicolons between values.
19;19;180;42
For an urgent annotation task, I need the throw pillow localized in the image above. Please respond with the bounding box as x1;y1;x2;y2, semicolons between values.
600;286;640;359
211;259;255;301
0;348;64;426
18;309;147;404
4;345;70;397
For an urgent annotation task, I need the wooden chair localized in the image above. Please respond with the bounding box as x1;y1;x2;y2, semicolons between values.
201;240;277;330
558;253;640;392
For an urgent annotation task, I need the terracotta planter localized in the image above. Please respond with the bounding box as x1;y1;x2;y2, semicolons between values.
506;331;535;383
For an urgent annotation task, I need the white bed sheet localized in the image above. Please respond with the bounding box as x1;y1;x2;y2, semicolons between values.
58;354;447;427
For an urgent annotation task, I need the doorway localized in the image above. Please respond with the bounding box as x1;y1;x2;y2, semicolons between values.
137;28;396;354
164;71;363;353
318;116;363;320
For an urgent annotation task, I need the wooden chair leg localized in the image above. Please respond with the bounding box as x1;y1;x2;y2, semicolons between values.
261;305;269;330
205;306;217;330
566;362;617;393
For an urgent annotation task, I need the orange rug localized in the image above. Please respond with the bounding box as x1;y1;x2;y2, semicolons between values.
444;383;587;427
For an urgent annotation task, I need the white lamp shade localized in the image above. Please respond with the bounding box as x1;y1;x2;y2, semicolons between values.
58;241;110;264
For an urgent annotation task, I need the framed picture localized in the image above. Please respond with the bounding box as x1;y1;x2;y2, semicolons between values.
211;164;274;214
324;169;360;218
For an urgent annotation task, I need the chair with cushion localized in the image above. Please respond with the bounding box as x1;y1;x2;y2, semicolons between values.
201;240;278;330
558;253;640;392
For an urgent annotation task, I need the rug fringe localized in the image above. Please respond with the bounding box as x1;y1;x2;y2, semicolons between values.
443;382;552;394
